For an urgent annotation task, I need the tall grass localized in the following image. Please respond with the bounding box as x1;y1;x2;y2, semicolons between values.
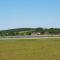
0;38;60;60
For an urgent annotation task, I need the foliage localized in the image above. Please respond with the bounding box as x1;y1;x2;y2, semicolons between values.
0;28;60;36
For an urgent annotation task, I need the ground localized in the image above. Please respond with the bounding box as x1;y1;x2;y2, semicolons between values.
0;38;60;60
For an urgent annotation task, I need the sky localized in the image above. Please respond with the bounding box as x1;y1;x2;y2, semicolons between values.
0;0;60;30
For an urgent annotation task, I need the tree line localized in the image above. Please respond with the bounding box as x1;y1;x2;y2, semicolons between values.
0;28;60;36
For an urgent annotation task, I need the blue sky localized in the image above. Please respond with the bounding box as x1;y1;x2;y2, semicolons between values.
0;0;60;30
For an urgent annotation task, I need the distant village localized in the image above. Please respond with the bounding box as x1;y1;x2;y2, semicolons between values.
0;28;60;36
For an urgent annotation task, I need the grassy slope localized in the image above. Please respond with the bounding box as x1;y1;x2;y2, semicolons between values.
0;38;60;60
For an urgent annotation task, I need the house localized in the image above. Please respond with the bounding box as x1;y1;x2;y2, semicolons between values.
31;32;41;35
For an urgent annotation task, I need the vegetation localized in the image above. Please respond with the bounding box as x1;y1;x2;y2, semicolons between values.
0;28;60;36
0;38;60;60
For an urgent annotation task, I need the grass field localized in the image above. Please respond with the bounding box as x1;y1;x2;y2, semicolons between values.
0;38;60;60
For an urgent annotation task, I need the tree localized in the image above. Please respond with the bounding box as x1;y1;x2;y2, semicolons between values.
35;27;44;34
26;31;32;35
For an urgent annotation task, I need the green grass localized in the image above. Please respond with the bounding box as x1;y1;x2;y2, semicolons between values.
0;38;60;60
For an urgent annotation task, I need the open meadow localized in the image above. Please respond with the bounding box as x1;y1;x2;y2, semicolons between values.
0;38;60;60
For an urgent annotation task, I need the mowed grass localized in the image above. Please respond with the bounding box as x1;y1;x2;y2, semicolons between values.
0;38;60;60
